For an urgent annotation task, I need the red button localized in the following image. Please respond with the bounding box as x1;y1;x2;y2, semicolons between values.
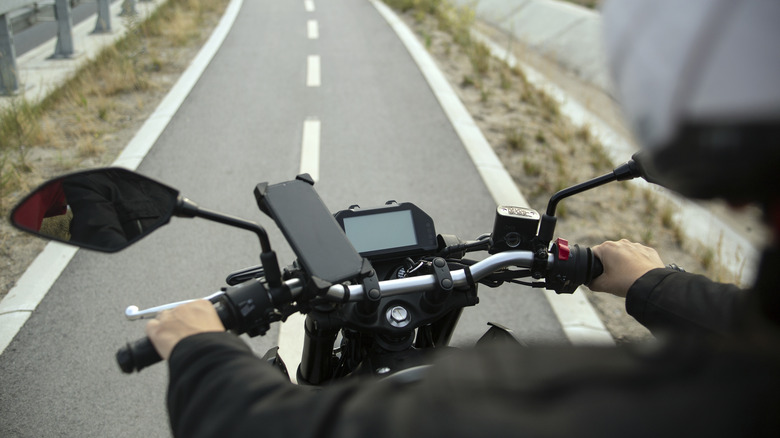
556;238;570;261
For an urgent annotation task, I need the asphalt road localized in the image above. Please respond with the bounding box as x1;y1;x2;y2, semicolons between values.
0;0;566;435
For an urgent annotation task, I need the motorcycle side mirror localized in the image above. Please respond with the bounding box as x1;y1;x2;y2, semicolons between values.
537;155;651;246
10;168;179;253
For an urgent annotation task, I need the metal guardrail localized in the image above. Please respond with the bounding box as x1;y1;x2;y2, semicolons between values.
0;0;148;96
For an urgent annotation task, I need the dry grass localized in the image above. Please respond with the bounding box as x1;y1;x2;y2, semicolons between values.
391;0;737;297
0;0;230;220
0;0;230;303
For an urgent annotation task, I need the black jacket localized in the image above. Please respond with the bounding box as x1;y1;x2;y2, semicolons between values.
167;267;780;437
63;171;175;249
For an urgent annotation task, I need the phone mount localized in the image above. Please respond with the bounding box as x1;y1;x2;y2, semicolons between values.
254;174;378;301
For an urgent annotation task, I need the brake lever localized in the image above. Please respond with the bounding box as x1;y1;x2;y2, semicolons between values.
124;291;225;320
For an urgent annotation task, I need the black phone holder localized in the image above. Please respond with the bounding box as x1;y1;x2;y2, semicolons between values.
255;174;379;300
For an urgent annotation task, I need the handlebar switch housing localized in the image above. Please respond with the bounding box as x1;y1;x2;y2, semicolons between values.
489;206;540;254
547;239;596;294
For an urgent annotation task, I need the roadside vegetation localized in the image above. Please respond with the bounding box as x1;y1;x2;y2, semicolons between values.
0;0;230;300
0;0;229;217
384;0;747;342
0;0;750;341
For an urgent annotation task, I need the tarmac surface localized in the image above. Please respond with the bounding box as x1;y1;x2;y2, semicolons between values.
0;1;581;435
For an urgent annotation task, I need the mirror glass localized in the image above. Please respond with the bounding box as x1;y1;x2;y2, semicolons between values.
10;168;179;252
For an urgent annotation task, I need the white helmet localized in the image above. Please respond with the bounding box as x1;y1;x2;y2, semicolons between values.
602;0;780;200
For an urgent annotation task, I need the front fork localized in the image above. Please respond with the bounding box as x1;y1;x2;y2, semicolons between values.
286;307;464;385
260;311;339;385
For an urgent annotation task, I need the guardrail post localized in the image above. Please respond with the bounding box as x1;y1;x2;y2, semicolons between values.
52;0;75;58
0;12;19;95
121;0;138;16
93;0;113;33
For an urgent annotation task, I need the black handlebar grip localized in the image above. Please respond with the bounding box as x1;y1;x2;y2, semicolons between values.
117;337;162;373
586;255;604;286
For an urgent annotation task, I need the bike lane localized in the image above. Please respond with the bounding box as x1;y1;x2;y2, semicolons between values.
0;0;569;435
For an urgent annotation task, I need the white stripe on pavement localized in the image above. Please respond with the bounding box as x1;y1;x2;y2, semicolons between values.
308;20;319;39
307;55;321;87
276;117;322;382
300;118;321;182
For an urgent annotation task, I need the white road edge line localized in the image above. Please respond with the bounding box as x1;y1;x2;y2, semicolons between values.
304;0;315;12
308;20;319;39
307;55;321;87
370;0;614;346
0;0;246;357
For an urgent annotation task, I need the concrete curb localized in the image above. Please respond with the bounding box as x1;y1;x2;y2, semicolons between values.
452;0;611;93
372;0;615;346
455;0;759;284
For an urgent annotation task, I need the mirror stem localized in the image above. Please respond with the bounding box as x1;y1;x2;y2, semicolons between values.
176;197;272;253
176;197;283;287
545;159;641;217
538;159;642;245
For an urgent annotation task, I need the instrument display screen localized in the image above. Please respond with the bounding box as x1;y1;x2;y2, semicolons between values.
343;210;417;253
334;202;437;261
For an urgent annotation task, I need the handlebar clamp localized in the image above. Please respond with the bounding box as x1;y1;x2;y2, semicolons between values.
421;257;453;312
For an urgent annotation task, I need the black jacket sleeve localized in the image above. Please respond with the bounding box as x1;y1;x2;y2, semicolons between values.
167;331;780;438
167;332;367;438
626;268;747;335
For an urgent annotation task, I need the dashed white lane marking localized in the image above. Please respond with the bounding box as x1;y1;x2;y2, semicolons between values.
308;20;319;39
304;0;315;12
307;55;321;87
276;117;322;382
276;312;307;384
300;117;321;182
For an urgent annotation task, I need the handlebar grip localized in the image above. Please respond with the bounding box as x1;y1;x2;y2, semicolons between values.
117;337;162;374
588;256;604;285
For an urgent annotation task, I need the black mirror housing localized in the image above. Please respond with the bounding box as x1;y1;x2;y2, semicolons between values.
10;168;179;253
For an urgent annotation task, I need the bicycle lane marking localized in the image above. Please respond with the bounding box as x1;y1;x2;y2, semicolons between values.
276;0;320;383
0;0;246;357
307;55;321;87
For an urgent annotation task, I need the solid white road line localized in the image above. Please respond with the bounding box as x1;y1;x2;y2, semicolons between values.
308;20;319;39
307;55;321;87
0;0;247;357
370;0;614;346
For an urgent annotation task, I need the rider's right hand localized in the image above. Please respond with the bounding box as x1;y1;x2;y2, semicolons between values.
146;300;225;360
589;240;665;298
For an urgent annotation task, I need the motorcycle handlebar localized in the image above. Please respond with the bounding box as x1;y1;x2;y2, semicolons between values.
117;338;161;373
116;248;603;373
589;257;604;283
117;298;240;373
